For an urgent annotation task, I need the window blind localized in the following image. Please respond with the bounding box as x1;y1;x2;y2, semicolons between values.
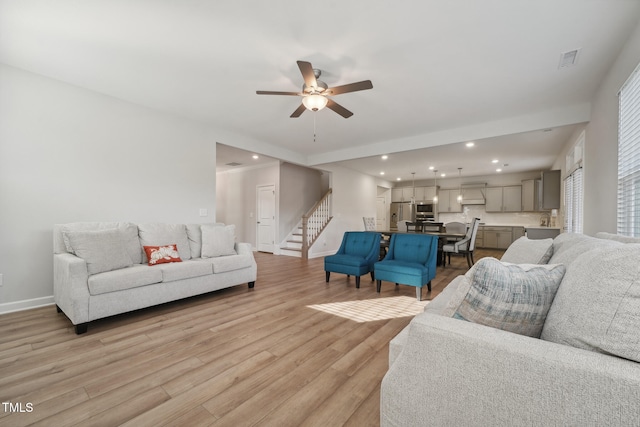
564;167;583;233
618;63;640;236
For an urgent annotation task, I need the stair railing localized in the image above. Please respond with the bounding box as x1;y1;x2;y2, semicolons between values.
301;188;333;259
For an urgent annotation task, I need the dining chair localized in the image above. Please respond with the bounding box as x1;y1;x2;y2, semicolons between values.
442;218;481;268
397;220;410;232
363;216;389;258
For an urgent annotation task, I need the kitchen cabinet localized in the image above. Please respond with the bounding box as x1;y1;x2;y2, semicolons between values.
542;170;561;210
477;226;525;249
485;186;522;212
392;186;437;202
522;179;542;211
437;189;463;213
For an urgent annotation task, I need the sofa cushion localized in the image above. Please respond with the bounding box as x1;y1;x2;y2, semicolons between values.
159;260;213;282
548;232;620;268
595;231;640;244
541;244;640;363
143;244;182;266
201;224;236;258
64;228;134;275
186;223;225;258
501;236;553;264
60;222;142;264
138;223;191;262
200;253;253;273
88;264;163;295
442;257;566;338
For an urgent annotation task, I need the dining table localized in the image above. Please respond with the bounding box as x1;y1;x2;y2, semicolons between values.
378;229;466;266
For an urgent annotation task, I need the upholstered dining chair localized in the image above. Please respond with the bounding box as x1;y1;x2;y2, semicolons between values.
442;217;481;268
325;231;381;288
397;220;410;232
374;233;439;301
363;217;389;259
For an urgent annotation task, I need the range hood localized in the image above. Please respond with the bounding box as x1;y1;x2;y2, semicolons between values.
461;185;486;205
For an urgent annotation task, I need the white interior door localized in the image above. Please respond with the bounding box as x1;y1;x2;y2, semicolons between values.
257;184;275;253
376;197;386;230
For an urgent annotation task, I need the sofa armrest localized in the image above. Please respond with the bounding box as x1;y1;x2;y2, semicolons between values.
235;242;252;256
53;253;90;325
382;312;640;426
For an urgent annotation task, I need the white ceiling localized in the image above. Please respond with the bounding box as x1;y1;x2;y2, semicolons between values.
2;1;639;180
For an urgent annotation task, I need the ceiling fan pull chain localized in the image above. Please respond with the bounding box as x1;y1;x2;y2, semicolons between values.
313;113;317;143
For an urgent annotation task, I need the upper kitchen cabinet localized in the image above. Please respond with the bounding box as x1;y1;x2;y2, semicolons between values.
437;189;463;213
522;179;542;211
486;186;522;212
541;170;561;210
392;186;437;202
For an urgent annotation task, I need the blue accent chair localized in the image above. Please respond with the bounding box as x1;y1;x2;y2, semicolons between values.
374;233;439;301
325;231;382;288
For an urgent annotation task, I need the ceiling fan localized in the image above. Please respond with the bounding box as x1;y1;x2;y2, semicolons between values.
256;60;373;118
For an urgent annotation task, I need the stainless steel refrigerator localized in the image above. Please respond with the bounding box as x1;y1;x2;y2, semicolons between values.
389;202;415;230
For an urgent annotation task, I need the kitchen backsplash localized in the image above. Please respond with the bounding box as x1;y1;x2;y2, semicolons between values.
438;205;551;227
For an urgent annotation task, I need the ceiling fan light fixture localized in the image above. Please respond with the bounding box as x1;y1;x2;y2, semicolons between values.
302;94;328;111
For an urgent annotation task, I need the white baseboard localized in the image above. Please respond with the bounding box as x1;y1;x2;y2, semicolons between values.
0;296;55;315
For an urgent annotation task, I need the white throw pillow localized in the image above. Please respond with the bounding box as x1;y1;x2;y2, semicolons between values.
64;228;133;275
201;224;236;258
501;236;553;264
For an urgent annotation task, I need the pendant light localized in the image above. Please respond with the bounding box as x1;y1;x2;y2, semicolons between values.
457;168;463;203
433;170;438;204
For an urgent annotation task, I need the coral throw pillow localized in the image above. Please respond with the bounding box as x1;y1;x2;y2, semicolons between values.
143;244;182;266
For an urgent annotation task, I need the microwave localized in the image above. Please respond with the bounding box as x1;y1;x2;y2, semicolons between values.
415;203;434;214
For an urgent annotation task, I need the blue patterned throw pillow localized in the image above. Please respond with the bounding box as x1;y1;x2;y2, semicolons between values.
453;258;566;338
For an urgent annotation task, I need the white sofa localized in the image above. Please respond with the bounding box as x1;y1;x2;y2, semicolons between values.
381;232;640;426
54;222;257;334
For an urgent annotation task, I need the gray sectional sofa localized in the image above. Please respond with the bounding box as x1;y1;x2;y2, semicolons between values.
381;232;640;426
54;222;257;334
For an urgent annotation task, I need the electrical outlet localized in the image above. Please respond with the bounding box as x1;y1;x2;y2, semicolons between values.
0;273;3;287
199;208;208;217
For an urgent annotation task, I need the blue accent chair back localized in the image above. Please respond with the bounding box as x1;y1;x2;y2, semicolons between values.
324;231;382;288
374;233;439;301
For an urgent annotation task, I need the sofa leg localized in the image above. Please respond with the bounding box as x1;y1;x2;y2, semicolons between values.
74;323;88;335
376;280;382;293
356;276;361;288
427;281;432;292
325;271;330;282
248;281;255;289
416;287;423;301
56;305;62;313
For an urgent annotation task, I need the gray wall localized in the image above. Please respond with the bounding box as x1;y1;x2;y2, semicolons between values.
583;18;640;235
0;64;217;310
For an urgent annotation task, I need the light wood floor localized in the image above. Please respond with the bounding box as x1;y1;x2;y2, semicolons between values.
0;248;503;427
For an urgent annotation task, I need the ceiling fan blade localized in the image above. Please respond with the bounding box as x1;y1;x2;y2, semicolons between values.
326;99;353;118
325;80;373;96
297;60;318;89
290;103;306;118
256;90;302;96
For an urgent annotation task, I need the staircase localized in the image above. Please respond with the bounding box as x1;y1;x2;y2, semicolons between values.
280;189;333;259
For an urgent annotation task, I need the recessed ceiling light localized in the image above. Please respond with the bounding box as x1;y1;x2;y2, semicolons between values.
440;173;446;177
428;166;435;170
380;171;385;175
252;155;259;159
492;159;499;164
496;168;502;172
466;142;475;147
396;177;401;181
381;155;388;160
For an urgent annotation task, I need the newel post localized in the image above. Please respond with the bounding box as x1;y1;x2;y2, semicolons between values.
301;215;309;260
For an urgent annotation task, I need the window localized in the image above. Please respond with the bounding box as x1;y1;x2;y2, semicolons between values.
564;167;583;233
618;62;640;236
564;131;584;234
